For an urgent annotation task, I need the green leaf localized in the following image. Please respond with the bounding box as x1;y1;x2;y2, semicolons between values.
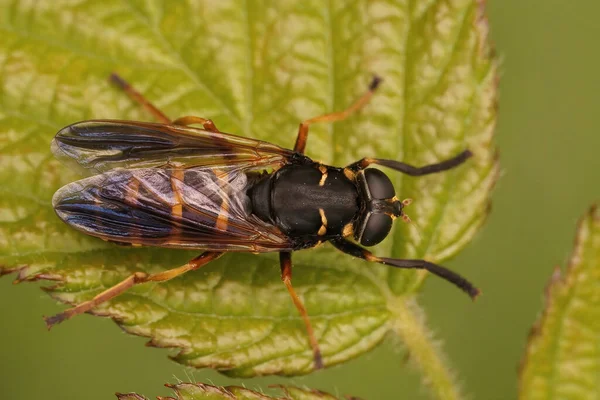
519;204;600;400
0;0;497;386
116;382;345;400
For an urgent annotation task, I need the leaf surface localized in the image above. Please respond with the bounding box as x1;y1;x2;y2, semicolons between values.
519;204;600;400
0;0;497;383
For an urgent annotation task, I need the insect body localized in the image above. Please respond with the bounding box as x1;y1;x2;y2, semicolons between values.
49;74;479;369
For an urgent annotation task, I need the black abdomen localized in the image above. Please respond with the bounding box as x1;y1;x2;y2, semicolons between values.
250;164;359;236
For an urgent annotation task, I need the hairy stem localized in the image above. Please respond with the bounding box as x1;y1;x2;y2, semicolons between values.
389;297;464;400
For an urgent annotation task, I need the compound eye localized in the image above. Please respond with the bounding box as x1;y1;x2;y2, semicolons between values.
359;213;393;246
364;168;395;199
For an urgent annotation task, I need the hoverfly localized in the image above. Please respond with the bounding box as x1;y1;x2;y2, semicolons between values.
48;73;479;369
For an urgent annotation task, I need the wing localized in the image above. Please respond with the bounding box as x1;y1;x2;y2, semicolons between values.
52;167;294;252
51;120;298;174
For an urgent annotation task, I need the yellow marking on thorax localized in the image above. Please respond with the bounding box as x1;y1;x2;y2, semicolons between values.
342;222;354;237
317;208;328;236
343;168;356;181
318;165;328;186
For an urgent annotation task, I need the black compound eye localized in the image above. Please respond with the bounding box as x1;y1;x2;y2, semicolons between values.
359;213;393;246
364;168;395;199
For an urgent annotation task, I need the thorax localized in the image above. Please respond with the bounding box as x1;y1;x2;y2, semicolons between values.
249;164;359;237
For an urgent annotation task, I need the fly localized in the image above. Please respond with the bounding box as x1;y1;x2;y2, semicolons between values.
49;73;479;370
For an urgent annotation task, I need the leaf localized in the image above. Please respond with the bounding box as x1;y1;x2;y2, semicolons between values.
519;204;600;400
116;382;348;400
0;0;498;385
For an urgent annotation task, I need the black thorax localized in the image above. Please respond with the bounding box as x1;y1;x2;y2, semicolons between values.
248;164;359;237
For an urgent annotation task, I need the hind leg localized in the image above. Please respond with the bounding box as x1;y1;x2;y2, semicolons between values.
109;73;171;123
45;251;224;328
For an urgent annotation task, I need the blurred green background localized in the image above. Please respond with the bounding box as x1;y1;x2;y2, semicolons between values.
1;1;599;399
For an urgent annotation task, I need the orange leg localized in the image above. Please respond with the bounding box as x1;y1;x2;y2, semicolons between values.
294;76;382;154
109;73;171;123
44;251;224;328
109;73;220;133
279;252;323;369
171;116;220;132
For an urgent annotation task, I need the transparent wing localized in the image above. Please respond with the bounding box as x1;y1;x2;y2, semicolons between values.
51;120;297;174
52;167;293;252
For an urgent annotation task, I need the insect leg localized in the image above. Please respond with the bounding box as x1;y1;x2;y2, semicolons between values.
329;238;480;299
44;251;224;328
171;116;220;132
109;73;171;123
279;252;324;369
108;74;220;132
347;149;472;175
294;76;382;154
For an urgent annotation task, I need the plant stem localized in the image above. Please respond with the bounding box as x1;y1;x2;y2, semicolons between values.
389;297;464;400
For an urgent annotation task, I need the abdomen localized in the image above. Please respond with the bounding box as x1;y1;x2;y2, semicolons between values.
53;167;293;252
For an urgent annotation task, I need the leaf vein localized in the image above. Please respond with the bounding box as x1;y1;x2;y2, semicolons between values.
120;0;245;131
